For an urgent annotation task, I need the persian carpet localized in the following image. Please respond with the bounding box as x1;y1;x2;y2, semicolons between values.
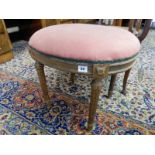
0;72;154;135
0;30;155;135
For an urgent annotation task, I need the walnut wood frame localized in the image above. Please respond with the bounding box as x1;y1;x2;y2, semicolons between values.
29;47;137;130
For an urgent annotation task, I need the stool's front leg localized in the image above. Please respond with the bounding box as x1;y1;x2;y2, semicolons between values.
35;61;50;107
87;64;109;131
87;77;102;130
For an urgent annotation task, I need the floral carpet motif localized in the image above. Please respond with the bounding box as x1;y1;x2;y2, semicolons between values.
0;30;155;135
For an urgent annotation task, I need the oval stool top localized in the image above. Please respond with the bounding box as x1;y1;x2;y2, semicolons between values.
29;24;140;63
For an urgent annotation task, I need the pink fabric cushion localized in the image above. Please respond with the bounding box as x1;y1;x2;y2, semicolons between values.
29;24;140;62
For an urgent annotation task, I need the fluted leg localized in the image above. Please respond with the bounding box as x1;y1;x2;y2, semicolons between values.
35;61;50;107
121;69;131;95
87;78;102;130
107;74;117;98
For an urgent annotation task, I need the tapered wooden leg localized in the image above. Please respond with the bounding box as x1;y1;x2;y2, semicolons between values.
107;74;117;98
70;73;75;84
87;78;102;131
35;61;50;107
121;69;131;95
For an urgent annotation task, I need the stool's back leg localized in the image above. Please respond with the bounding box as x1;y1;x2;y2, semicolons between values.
70;73;76;84
121;68;131;95
107;74;117;98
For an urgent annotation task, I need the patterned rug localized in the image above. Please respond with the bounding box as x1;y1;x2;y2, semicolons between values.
0;72;154;135
0;30;155;135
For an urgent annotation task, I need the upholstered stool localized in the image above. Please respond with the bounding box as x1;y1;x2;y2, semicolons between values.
28;24;140;130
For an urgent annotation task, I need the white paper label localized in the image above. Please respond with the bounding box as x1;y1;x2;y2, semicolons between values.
78;65;88;73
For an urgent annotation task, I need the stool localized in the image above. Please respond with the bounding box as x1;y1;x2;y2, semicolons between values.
28;24;140;130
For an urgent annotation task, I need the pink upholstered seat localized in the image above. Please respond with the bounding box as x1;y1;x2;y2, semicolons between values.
29;24;140;63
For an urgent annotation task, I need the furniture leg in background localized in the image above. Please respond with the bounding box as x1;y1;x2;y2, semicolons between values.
0;19;13;64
